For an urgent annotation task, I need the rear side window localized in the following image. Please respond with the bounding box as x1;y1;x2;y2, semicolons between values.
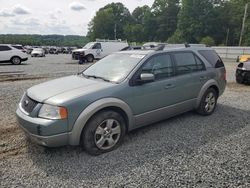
12;45;23;50
0;45;11;51
173;52;205;75
198;50;224;68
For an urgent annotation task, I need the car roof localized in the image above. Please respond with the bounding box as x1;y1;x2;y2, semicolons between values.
117;50;154;55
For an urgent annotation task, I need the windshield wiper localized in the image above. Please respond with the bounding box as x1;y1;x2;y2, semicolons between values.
83;74;111;82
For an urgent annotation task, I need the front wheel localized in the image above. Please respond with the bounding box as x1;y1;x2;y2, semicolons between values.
81;110;126;155
86;55;94;62
196;88;218;116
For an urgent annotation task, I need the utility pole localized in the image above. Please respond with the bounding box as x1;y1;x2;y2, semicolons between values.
239;3;248;46
114;23;117;40
226;28;229;46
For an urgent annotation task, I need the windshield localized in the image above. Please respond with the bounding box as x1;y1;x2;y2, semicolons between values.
83;53;145;83
83;42;95;49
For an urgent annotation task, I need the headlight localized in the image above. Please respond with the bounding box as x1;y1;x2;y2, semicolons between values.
38;104;67;120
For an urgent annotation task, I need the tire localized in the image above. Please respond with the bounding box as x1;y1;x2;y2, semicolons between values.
81;110;126;155
86;54;94;62
196;88;218;116
236;74;244;84
11;56;21;65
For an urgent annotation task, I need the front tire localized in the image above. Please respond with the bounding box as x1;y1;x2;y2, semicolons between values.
86;54;94;62
196;88;218;116
11;56;21;65
81;110;126;155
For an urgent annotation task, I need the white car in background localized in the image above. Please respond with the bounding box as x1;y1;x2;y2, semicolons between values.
31;48;45;57
72;39;129;62
0;44;28;65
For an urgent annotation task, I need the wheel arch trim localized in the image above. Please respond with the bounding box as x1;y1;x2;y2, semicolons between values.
69;98;133;145
195;79;219;109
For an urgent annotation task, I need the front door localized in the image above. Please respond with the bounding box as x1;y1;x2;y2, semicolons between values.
126;53;193;127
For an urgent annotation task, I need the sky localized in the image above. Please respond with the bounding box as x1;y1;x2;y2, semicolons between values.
0;0;155;36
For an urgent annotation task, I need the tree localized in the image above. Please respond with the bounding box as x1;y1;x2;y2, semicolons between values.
200;36;216;46
151;0;180;42
87;3;132;40
173;0;231;44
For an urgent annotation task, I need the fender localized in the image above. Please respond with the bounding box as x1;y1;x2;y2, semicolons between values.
68;98;134;145
195;79;219;109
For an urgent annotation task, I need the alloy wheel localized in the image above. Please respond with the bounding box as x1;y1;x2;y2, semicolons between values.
204;92;216;113
94;119;121;150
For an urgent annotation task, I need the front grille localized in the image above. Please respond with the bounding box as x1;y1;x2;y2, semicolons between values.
21;94;38;114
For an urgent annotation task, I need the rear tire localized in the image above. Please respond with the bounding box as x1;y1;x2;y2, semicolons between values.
11;57;21;65
196;88;218;116
81;110;126;155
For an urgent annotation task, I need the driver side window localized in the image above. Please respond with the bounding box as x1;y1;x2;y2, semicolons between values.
92;43;101;49
141;54;174;80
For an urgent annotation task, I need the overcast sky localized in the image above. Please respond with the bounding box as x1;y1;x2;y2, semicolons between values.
0;0;155;36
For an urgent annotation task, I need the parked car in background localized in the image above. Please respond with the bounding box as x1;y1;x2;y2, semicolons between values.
16;46;226;155
0;44;28;65
49;48;58;54
31;48;45;57
236;61;250;84
236;55;250;63
72;39;129;62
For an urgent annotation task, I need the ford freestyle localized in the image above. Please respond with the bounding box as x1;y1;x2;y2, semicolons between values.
16;46;226;155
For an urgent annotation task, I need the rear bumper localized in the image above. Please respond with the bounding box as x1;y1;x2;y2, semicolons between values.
21;57;28;61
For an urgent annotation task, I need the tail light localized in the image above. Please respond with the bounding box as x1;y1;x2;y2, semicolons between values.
223;69;227;81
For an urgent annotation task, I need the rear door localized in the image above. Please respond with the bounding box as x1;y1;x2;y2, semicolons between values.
172;51;208;100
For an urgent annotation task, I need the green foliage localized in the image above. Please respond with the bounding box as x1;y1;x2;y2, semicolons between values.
87;2;132;40
0;34;89;47
2;0;250;46
200;36;216;46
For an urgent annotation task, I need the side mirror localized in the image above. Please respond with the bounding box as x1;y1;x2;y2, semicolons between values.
138;73;155;84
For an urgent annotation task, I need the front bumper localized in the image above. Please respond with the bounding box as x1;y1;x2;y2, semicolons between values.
21;57;28;62
16;107;69;147
236;69;250;82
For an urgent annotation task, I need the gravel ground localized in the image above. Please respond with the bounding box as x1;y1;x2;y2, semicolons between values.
0;55;250;187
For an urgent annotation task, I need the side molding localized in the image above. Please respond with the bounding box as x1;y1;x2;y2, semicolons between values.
195;79;219;109
69;98;134;145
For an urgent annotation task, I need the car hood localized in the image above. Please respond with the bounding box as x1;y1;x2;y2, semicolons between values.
27;75;113;104
72;48;88;53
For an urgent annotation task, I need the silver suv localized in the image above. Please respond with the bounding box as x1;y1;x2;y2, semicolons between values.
16;47;226;155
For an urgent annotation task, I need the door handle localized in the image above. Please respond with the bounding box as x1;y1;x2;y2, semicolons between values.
164;83;175;89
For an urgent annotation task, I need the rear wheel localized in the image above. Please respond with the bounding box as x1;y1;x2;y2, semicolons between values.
81;110;126;155
11;56;21;65
196;88;218;116
86;54;94;62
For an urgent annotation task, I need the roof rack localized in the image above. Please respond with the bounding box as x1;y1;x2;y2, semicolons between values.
95;39;127;43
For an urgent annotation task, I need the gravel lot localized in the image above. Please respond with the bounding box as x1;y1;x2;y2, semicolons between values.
0;54;250;187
